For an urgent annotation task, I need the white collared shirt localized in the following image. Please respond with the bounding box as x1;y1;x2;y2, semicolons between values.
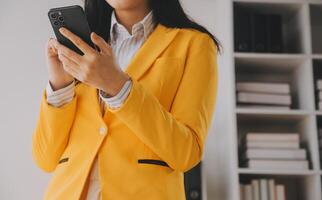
45;10;155;200
98;10;155;109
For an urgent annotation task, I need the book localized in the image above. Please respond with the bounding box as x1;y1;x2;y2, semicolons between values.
240;184;244;200
236;82;290;94
275;185;286;200
241;179;286;200
237;92;291;105
267;14;283;53
246;141;300;149
246;133;299;142
251;180;260;200
259;179;268;200
244;149;306;160
234;12;251;52
251;14;268;52
268;179;275;200
247;159;309;170
237;105;291;110
244;184;253;200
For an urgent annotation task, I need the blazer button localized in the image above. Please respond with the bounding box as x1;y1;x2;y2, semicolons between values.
99;126;107;135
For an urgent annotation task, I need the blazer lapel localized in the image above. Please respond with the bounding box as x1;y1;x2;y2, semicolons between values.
125;24;179;80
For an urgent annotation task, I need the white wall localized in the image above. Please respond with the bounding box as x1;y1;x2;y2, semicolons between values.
0;0;231;199
0;0;81;199
0;1;49;199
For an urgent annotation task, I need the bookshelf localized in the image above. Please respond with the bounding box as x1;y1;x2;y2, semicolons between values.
211;0;322;199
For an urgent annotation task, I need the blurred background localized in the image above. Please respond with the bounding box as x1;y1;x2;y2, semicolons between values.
4;0;322;200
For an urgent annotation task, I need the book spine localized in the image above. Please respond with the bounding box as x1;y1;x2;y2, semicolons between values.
267;14;283;53
251;14;268;52
236;82;290;94
245;149;306;160
275;185;286;200
246;141;299;149
234;12;251;52
268;179;275;200
238;92;291;105
251;180;260;200
248;160;309;170
246;133;299;142
244;184;253;200
240;184;244;200
238;105;291;110
260;179;268;200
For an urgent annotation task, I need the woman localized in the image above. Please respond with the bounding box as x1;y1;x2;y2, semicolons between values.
32;0;220;199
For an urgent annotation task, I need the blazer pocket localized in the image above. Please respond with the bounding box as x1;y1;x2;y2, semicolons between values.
138;159;169;167
58;157;69;164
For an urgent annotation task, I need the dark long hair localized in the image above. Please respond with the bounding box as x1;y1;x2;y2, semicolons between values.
84;0;221;53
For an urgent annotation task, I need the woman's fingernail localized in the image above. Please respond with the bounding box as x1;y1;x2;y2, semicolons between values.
59;27;65;33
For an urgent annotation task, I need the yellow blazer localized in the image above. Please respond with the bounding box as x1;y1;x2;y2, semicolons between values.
32;24;218;200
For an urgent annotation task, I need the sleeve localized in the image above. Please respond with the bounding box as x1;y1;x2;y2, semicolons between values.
106;34;218;172
32;84;78;173
46;80;75;107
99;79;132;109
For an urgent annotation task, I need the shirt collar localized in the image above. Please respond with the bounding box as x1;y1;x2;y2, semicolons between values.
109;10;155;43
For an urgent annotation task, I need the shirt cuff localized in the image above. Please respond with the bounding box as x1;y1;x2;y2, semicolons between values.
46;80;75;107
99;79;132;109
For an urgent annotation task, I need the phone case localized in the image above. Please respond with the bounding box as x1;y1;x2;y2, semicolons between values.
48;5;95;55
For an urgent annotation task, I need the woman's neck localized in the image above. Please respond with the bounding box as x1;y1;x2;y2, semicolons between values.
114;7;151;34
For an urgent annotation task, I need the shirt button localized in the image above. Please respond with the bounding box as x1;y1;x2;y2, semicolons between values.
99;126;107;135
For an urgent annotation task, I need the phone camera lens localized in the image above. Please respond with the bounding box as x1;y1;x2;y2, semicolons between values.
58;16;64;22
50;13;57;19
53;21;59;26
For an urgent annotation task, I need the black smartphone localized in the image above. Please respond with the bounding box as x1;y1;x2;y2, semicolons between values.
48;5;95;55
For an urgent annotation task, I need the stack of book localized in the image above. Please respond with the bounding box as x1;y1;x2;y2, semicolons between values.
316;80;322;110
236;82;292;110
242;132;309;170
240;179;286;200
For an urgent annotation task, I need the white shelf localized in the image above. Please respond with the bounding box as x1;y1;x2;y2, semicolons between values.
211;0;322;200
235;55;314;110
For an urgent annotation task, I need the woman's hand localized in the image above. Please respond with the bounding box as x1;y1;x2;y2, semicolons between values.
46;38;75;91
55;27;130;96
